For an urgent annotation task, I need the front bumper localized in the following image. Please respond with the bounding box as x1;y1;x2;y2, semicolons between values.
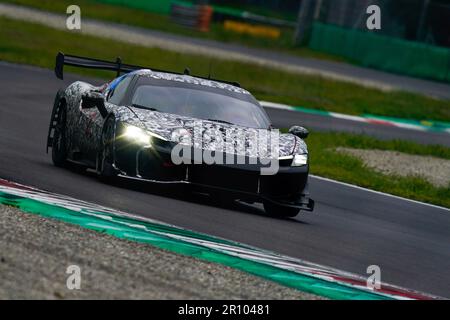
113;139;314;212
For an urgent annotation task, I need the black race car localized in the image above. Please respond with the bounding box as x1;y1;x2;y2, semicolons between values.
47;53;314;217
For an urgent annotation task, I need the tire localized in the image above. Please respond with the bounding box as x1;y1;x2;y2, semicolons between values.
263;201;300;218
52;101;67;167
97;116;117;181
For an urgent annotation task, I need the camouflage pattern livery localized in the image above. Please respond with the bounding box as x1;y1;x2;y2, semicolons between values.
49;67;314;214
61;71;307;159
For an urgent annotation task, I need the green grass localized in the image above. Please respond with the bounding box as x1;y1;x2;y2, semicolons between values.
0;0;355;63
0;17;448;207
308;132;450;208
1;16;450;122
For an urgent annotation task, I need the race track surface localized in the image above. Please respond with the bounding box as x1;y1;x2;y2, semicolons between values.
1;62;449;298
266;108;450;147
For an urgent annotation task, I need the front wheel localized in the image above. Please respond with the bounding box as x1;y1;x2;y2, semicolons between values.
263;201;300;218
97;116;117;181
52;102;67;167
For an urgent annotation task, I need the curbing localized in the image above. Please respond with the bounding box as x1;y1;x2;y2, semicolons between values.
0;178;440;300
260;101;450;134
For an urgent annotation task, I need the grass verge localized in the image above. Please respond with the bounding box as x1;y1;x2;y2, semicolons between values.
308;132;450;208
2;0;345;63
1;16;450;122
0;16;448;207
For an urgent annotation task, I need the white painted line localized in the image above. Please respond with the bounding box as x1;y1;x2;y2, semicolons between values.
388;122;427;131
310;175;450;212
259;101;296;111
329;112;368;123
0;179;440;300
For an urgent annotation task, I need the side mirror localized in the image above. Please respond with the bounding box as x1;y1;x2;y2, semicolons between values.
289;126;309;139
81;92;108;118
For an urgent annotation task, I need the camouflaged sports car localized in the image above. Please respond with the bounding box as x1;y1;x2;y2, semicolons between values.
47;53;314;217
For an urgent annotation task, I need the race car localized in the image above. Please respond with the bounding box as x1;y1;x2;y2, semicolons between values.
47;52;314;217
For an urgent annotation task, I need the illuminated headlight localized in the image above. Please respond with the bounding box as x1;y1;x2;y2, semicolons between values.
292;154;308;167
123;125;152;145
171;128;192;145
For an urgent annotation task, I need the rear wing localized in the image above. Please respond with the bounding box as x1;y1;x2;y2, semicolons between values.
54;52;240;87
55;52;149;80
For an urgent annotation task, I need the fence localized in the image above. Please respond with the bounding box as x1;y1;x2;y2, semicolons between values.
96;0;174;14
309;22;450;83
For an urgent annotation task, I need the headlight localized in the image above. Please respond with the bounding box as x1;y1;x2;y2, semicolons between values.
292;154;308;167
171;128;192;145
123;125;152;145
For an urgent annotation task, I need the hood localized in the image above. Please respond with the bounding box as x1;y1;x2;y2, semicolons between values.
113;105;307;158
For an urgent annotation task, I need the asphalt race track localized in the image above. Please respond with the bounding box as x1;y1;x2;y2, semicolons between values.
1;62;449;298
266;108;450;147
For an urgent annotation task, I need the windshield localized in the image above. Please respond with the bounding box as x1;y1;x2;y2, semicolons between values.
131;83;271;129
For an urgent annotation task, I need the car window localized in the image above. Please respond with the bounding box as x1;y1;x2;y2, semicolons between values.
108;75;132;105
131;84;271;129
